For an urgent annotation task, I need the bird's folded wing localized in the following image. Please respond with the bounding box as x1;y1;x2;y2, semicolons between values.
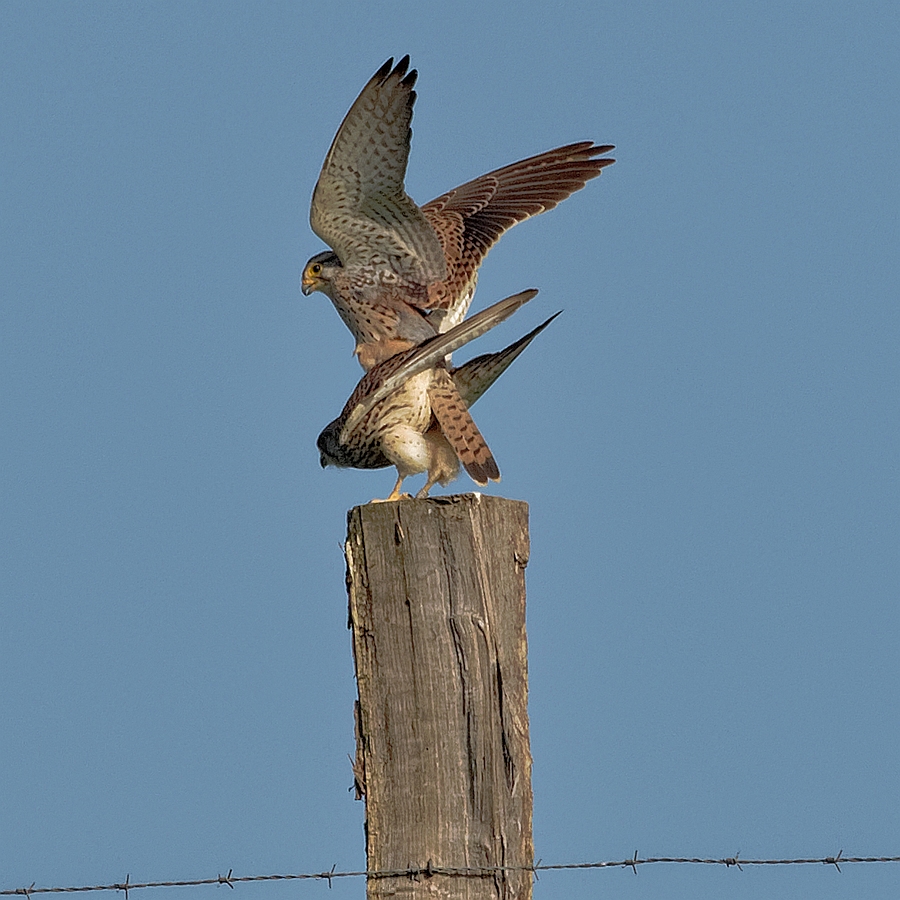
340;288;538;442
452;311;561;407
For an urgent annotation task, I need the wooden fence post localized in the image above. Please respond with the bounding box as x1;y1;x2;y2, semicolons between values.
345;494;533;900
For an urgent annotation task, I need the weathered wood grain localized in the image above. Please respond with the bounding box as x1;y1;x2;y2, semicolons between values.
346;494;532;900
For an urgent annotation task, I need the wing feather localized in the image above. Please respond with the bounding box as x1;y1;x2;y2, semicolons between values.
310;57;446;285
423;142;614;328
339;288;538;442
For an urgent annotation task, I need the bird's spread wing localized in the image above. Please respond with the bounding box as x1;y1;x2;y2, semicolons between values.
423;142;614;329
310;56;447;287
339;288;538;442
452;311;561;407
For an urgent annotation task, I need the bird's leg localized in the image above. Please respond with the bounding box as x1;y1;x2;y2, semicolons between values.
416;475;438;500
385;474;406;501
416;428;461;499
371;473;408;503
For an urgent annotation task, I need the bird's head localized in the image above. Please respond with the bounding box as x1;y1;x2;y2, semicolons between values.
301;250;342;296
316;419;344;469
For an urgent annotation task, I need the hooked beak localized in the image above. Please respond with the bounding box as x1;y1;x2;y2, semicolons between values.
301;275;315;296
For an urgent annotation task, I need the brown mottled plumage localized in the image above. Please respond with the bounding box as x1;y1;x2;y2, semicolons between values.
428;370;499;485
317;290;550;501
421;141;615;331
301;56;613;368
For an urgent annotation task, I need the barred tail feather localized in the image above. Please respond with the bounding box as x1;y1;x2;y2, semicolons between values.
429;373;500;485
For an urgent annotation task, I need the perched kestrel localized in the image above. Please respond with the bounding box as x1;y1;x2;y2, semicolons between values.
301;56;614;370
317;289;551;501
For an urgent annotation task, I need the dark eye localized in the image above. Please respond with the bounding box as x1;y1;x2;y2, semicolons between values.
310;263;322;275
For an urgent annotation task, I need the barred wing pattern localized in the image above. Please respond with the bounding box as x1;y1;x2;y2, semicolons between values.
309;56;447;289
422;142;614;330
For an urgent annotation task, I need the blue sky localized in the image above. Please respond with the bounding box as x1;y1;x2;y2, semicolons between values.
2;2;898;899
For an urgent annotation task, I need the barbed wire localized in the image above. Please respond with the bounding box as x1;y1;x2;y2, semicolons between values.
4;851;900;896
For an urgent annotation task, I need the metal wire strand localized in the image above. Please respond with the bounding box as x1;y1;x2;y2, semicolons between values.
5;851;900;895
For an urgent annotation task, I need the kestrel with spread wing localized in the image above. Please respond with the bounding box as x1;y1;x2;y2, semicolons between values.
317;289;551;501
301;56;613;369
